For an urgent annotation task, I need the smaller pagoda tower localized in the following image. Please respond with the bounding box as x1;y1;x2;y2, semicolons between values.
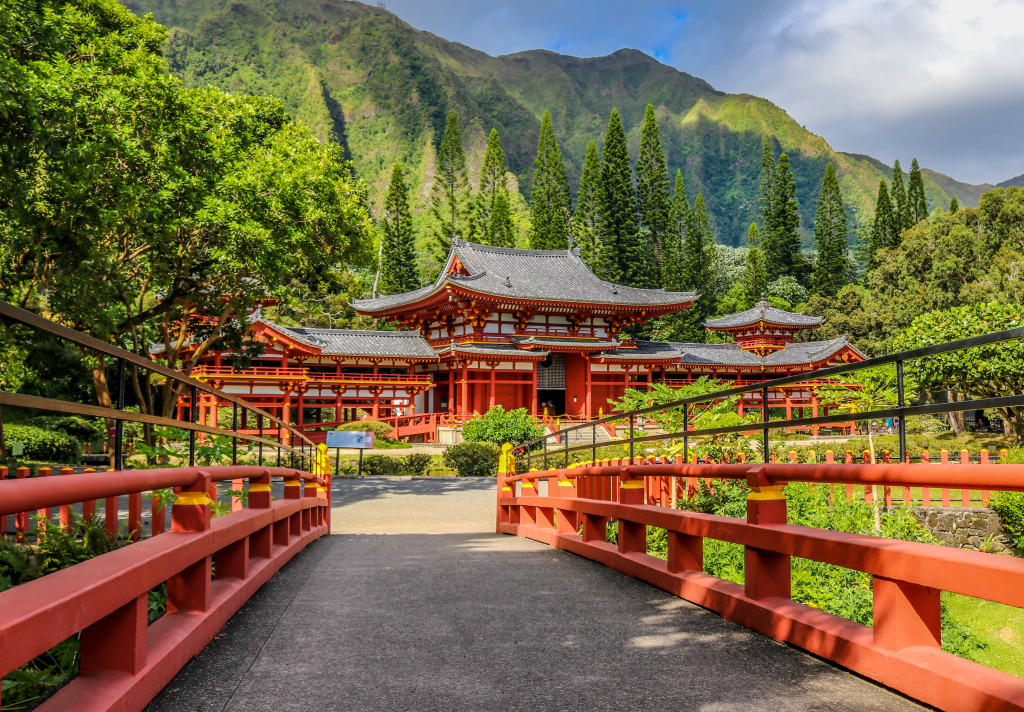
705;299;823;357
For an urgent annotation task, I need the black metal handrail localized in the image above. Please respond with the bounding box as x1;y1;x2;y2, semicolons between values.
517;326;1024;469
0;300;316;470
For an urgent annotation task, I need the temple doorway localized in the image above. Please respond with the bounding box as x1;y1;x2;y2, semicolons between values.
537;354;566;415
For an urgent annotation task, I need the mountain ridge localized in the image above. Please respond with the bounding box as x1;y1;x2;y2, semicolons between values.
127;0;1014;246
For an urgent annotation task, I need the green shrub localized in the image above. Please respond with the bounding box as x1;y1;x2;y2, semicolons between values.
403;453;432;476
992;491;1024;551
3;424;80;463
442;441;501;477
360;454;404;477
461;406;543;447
28;415;102;441
336;420;394;439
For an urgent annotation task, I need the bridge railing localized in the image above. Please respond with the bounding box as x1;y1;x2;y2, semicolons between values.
497;455;1024;712
0;463;330;711
0;301;333;711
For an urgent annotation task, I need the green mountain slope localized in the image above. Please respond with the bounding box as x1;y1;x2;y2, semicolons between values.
126;0;1001;246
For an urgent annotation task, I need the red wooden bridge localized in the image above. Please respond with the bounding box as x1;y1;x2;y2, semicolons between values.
1;301;1024;711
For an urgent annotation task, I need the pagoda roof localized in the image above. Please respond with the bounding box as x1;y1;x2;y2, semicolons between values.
282;327;438;359
353;240;697;315
705;300;822;330
592;336;860;368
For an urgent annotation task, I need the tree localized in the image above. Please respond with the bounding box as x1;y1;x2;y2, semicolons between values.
893;302;1024;445
811;162;851;297
379;163;419;295
869;179;899;264
743;223;768;306
758;135;775;230
907;158;928;224
950;197;960;213
890;159;910;230
662;170;691;291
461;405;544;445
635;104;670;282
574;140;602;268
763;153;802;283
430;110;469;256
528;110;571;250
597;108;638;284
676;194;718;340
473;128;515;247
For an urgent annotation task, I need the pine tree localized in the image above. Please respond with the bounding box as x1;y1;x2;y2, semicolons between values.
596;108;637;283
891;159;911;230
662;169;691;291
758;135;775;229
949;196;960;212
573;140;602;269
379;163;419;295
907;157;928;224
430;110;469;257
528;110;571;250
473;128;514;247
743;223;767;307
869;179;899;264
635;104;670;283
810;162;849;297
763;152;802;282
677;194;717;341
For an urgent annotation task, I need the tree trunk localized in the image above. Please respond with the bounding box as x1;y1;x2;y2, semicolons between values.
91;354;115;468
945;390;966;434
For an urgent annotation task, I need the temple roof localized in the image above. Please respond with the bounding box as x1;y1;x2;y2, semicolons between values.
280;327;439;359
353;240;697;314
510;335;619;350
592;336;859;367
705;300;822;330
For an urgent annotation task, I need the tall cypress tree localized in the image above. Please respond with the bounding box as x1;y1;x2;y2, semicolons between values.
743;223;767;307
528;110;571;250
430;110;468;257
949;196;960;213
763;152;801;282
473;128;514;247
758;135;775;229
635;103;670;283
379;163;419;295
810;162;849;297
662;169;691;291
573;140;601;269
891;159;911;230
869;179;899;264
596;108;637;284
677;194;717;341
907;157;928;224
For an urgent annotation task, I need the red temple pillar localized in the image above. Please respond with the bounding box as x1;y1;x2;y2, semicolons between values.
459;364;469;417
281;392;292;446
584;356;592;419
811;394;820;437
531;364;538;416
448;367;455;416
297;392;305;430
489;364;497;409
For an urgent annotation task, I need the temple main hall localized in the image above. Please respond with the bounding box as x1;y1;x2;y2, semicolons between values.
175;240;865;442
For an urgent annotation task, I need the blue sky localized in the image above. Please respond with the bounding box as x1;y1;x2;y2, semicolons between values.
379;0;1024;185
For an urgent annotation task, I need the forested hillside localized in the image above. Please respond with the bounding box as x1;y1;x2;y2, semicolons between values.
126;0;996;247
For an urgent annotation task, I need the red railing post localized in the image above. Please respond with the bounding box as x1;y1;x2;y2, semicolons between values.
15;467;29;542
249;471;273;558
284;473;302;539
36;467;52;532
555;473;578;535
82;467;97;520
167;472;212;614
744;465;790;601
617;466;646;555
872;576;941;651
497;444;515;532
59;467;73;528
80;593;148;676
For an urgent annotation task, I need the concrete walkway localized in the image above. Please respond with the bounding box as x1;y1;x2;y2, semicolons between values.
146;479;926;712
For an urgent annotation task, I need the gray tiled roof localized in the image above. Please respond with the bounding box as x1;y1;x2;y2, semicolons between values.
705;300;822;329
281;326;438;359
353;240;697;312
434;343;550;358
763;336;861;366
511;336;619;349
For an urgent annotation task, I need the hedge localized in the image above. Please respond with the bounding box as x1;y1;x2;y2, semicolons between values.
3;424;81;464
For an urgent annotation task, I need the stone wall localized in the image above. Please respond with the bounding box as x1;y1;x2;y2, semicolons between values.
903;506;1014;553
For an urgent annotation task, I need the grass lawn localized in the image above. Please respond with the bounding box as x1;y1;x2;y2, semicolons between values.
945;592;1024;678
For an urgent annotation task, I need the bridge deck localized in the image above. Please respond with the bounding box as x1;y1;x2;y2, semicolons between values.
146;479;925;712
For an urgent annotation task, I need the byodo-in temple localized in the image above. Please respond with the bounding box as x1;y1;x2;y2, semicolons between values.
170;240;866;443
